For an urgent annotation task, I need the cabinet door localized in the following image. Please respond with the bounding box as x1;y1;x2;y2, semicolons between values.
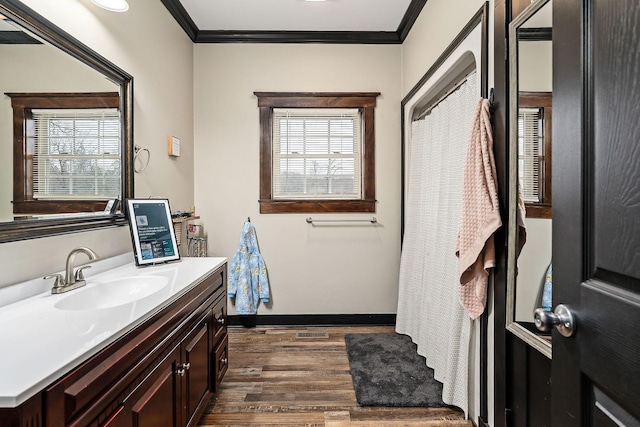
212;296;226;345
121;346;181;427
212;335;229;392
182;316;210;427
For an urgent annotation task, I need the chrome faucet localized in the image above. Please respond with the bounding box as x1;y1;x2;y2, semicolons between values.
45;247;99;294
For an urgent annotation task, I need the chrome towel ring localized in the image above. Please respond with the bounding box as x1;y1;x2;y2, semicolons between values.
134;145;150;173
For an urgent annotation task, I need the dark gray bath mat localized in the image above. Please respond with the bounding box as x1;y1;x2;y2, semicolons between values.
344;333;447;407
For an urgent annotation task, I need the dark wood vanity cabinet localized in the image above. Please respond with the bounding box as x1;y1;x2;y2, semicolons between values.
1;263;228;427
108;310;213;427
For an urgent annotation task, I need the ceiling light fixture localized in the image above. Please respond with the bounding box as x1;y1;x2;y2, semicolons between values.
90;0;129;12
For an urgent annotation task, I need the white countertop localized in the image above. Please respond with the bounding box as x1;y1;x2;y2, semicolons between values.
0;254;227;408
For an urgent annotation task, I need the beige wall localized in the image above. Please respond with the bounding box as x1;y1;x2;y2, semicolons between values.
0;0;194;288
402;0;488;97
516;218;552;321
193;43;402;315
519;41;552;92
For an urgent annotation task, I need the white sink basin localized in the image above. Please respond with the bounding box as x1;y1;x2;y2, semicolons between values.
54;276;169;311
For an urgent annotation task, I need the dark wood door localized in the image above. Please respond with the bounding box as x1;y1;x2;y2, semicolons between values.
121;346;181;427
553;0;640;425
213;335;229;391
182;318;210;427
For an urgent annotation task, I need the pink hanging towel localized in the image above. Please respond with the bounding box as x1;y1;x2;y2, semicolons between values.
455;98;502;319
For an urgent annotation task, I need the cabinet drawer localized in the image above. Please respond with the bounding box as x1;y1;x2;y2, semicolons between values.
212;335;228;392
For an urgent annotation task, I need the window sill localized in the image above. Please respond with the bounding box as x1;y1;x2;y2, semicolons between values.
12;200;109;215
259;199;376;214
525;203;552;219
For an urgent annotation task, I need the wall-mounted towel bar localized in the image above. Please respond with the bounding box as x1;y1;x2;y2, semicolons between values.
306;217;377;224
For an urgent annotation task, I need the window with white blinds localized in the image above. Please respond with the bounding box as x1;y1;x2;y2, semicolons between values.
518;107;542;203
32;108;121;200
272;108;362;199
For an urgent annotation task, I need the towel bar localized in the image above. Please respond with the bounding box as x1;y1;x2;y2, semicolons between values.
305;217;377;224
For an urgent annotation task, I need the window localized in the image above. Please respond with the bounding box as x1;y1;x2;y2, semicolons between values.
8;92;121;215
32;109;121;200
518;92;552;218
273;108;361;200
518;108;542;201
255;92;379;213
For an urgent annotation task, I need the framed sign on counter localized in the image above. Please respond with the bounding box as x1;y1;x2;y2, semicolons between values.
126;198;180;266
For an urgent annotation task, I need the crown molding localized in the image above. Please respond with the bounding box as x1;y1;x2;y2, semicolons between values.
397;0;427;42
160;0;197;41
195;30;400;44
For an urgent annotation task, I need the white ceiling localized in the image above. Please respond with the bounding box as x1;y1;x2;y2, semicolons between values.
178;0;413;32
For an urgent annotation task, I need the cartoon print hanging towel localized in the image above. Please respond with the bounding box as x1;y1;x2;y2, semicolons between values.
228;221;270;315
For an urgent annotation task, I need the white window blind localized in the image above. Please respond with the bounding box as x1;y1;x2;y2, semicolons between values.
272;108;362;199
32;108;121;200
518;107;542;203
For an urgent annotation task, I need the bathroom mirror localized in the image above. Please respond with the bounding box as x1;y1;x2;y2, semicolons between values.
0;0;133;243
507;0;553;358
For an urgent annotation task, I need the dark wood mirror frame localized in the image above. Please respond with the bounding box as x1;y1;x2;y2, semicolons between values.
0;0;133;243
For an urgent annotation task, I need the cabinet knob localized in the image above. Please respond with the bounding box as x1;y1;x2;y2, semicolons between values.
216;317;225;325
175;362;191;377
220;358;228;365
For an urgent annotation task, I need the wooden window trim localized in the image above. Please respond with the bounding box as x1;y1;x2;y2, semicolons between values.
255;92;379;214
519;91;552;219
6;92;120;215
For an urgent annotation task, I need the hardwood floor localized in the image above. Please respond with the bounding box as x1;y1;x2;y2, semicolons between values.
197;326;471;426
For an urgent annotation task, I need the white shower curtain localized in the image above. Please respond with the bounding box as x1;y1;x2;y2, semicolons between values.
396;71;478;416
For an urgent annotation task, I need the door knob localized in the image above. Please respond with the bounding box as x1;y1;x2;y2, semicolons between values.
534;304;576;337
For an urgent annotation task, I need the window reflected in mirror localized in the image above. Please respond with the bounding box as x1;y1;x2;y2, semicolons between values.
519;92;552;219
7;92;121;217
